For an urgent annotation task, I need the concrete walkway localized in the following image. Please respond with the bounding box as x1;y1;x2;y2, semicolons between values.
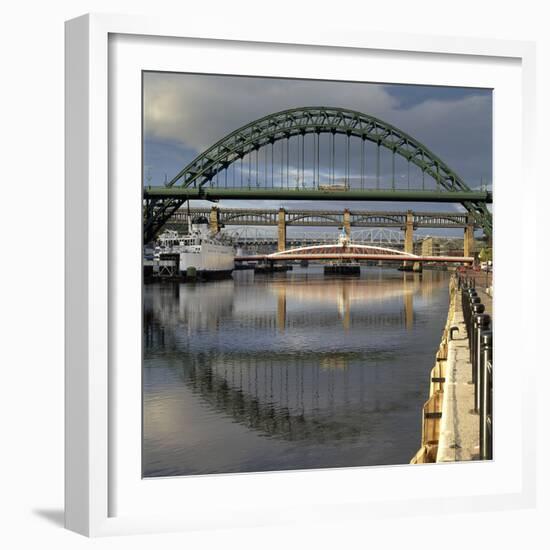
436;291;480;462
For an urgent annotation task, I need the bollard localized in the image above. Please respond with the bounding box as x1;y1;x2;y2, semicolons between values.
466;297;482;340
463;289;476;323
480;330;493;460
474;314;491;412
469;298;481;311
469;304;485;379
469;304;485;358
468;293;480;306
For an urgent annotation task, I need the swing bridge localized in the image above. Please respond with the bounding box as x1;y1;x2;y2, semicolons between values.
234;240;474;266
143;106;492;244
224;228;470;262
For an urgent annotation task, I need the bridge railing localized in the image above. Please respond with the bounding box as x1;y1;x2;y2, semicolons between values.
457;275;493;460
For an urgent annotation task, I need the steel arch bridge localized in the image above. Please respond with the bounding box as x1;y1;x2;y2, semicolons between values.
144;106;492;241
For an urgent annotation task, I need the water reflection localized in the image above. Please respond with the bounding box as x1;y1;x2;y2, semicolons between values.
143;268;450;476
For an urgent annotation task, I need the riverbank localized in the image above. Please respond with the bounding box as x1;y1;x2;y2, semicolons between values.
411;275;493;463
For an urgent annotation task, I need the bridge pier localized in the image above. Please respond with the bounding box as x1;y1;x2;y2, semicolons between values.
402;210;415;269
404;210;414;254
463;216;474;259
210;206;220;234
278;208;286;252
343;208;351;238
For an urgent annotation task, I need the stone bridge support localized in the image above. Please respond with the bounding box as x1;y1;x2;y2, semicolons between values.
278;208;286;252
404;210;414;255
402;210;415;269
209;206;220;234
464;215;475;258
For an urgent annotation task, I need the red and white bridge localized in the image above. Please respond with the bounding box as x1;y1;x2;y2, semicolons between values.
235;239;473;265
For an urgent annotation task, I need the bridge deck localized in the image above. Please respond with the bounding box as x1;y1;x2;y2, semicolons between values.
145;187;492;203
236;253;473;264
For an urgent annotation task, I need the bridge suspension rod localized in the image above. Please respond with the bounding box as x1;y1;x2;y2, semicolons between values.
144;107;493;240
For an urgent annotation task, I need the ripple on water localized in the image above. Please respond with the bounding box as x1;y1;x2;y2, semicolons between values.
143;268;450;476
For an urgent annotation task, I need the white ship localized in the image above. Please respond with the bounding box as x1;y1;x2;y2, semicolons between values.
156;217;235;278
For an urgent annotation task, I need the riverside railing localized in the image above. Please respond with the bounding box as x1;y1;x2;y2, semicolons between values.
457;274;493;460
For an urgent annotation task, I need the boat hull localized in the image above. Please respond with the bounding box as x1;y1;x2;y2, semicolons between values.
178;242;235;275
182;268;234;281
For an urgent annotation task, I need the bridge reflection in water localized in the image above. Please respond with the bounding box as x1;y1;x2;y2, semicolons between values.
143;268;450;477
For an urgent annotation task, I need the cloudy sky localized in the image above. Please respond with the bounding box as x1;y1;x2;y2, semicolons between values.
143;72;492;235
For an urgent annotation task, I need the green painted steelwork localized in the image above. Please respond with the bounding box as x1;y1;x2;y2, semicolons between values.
145;187;491;203
144;106;492;242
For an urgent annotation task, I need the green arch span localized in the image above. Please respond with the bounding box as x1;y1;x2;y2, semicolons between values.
145;106;492;240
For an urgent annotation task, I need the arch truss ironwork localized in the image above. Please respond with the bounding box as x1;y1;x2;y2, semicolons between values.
144;106;492;241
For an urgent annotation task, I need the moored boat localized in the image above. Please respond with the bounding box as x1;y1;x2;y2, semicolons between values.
155;217;235;279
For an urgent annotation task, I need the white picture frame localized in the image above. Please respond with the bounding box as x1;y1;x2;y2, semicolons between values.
65;13;537;537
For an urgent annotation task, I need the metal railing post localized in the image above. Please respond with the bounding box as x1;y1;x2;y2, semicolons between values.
474;313;491;412
469;304;485;382
463;288;476;326
467;296;481;341
480;331;493;460
459;272;493;458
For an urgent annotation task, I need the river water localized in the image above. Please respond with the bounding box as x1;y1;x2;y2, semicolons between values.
143;267;450;477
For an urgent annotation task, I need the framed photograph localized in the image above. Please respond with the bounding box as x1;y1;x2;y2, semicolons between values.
65;13;537;536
